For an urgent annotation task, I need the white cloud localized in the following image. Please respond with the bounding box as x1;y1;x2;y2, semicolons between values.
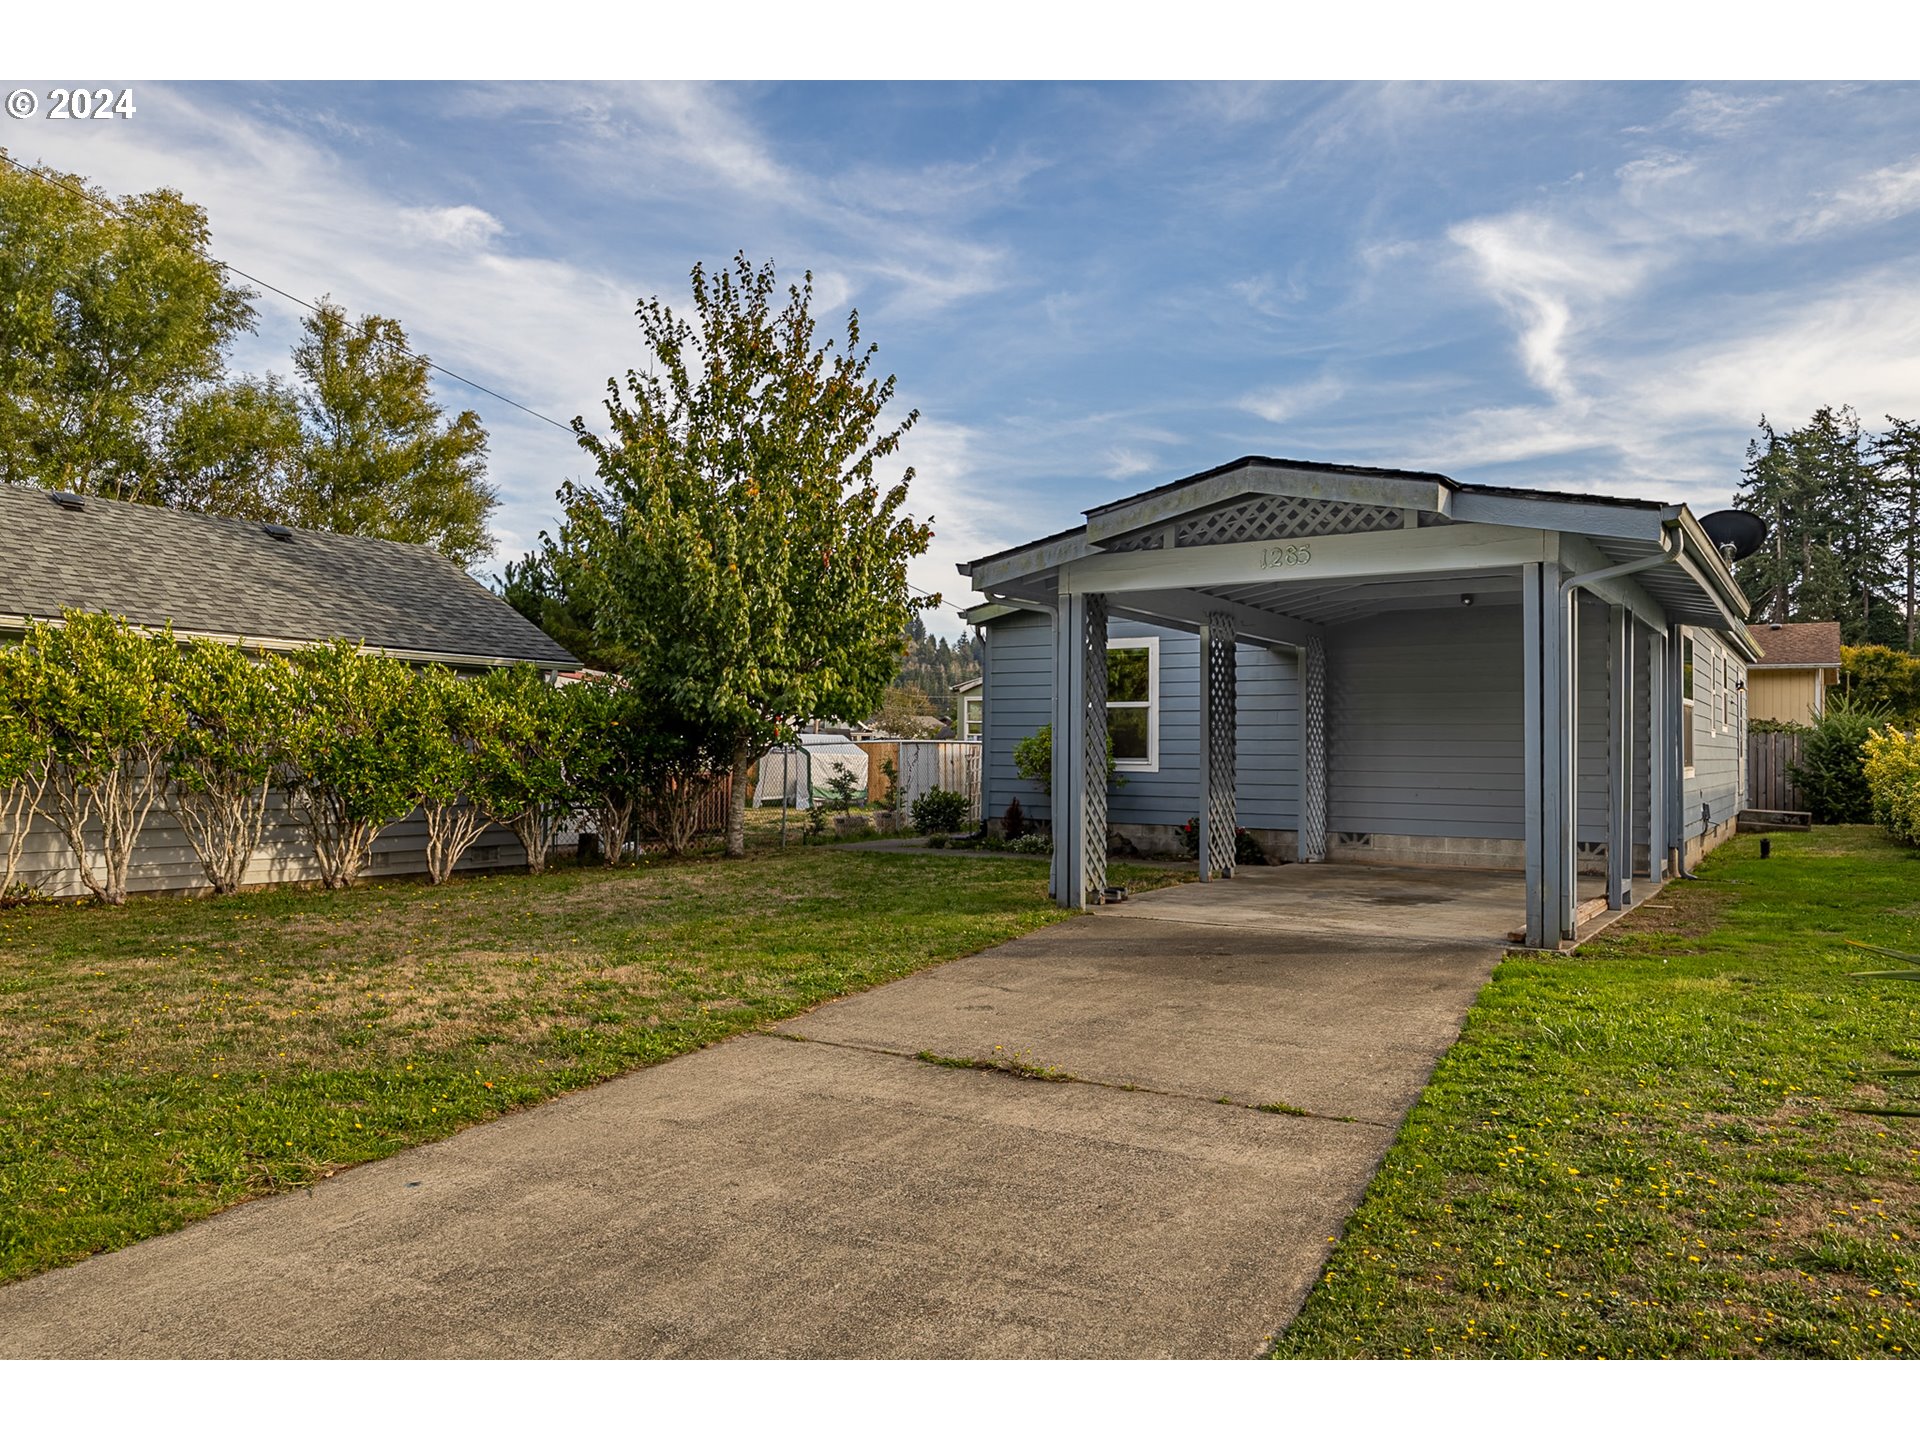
1102;446;1158;480
1238;374;1346;425
398;204;504;249
1795;156;1920;237
1447;214;1650;401
1670;88;1782;138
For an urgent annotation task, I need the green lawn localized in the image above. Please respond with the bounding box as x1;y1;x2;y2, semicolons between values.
1274;825;1920;1359
0;845;1179;1287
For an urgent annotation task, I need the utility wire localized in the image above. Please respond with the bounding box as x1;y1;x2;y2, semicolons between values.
0;149;578;435
5;149;980;616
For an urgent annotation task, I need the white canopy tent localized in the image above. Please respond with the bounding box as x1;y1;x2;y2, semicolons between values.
752;735;871;810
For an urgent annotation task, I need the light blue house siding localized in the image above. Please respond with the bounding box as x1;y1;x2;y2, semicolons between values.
981;601;1740;869
980;611;1301;841
1681;625;1746;859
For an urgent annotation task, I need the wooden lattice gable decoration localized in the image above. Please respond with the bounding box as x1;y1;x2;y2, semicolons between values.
1173;494;1406;548
1082;459;1452;556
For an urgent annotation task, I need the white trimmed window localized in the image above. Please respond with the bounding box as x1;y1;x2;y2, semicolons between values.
1106;636;1159;773
1682;636;1696;776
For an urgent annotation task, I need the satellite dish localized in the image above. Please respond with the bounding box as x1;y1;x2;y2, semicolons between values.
1700;509;1767;562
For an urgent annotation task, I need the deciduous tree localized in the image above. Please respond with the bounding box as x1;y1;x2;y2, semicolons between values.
281;641;426;890
164;638;297;895
0;642;53;900
560;254;935;857
0;154;256;501
469;664;577;875
282;302;497;568
17;611;184;904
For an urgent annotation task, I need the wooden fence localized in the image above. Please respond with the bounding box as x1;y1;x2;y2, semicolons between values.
1747;730;1806;813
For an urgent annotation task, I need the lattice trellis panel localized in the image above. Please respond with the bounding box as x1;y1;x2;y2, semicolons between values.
1103;530;1165;553
1300;635;1328;861
1204;612;1238;880
1174;495;1404;549
1082;592;1109;904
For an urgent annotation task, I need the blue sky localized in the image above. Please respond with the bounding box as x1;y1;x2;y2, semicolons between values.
10;79;1920;633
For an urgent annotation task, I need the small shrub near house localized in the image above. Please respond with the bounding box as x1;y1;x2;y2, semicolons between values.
1863;727;1920;845
1177;815;1268;867
1790;695;1890;824
910;787;971;835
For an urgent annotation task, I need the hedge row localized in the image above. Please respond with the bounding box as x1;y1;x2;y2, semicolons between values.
0;610;711;905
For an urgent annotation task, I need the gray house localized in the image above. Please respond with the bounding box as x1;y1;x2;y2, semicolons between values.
0;485;577;897
960;456;1758;948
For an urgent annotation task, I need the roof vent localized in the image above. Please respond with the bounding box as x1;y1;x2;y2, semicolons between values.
49;491;85;512
262;524;294;542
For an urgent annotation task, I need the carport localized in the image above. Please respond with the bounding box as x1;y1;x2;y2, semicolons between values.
959;457;1759;948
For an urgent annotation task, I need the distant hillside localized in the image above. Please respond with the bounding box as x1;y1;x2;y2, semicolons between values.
897;614;982;697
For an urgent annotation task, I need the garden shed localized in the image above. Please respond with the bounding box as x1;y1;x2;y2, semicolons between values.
0;485;577;897
960;456;1762;948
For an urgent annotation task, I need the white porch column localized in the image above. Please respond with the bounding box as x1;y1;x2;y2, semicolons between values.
1525;561;1571;947
1646;626;1668;880
1197;612;1238;880
1048;588;1108;909
1606;604;1632;911
1298;634;1328;862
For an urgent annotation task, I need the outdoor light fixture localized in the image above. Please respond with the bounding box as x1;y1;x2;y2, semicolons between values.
1460;593;1474;605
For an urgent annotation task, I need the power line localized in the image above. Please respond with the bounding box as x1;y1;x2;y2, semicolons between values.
5;148;979;617
0;149;579;436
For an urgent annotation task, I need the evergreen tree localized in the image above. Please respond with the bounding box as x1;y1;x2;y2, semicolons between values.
1877;415;1920;653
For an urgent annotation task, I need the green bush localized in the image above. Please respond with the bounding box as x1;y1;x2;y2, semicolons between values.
1012;723;1120;795
1790;695;1891;824
1177;815;1268;866
910;787;971;835
1863;727;1920;845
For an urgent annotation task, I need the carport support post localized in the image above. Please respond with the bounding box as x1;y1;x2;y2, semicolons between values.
1197;612;1238;881
1665;623;1688;875
1049;586;1108;909
1647;627;1667;879
1524;562;1570;947
1606;604;1631;911
1298;635;1327;863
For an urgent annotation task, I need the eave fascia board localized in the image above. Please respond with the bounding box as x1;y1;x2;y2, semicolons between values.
965;532;1097;591
1084;462;1452;546
1449;490;1668;542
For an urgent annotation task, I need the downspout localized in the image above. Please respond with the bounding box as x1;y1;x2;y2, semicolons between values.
1555;521;1684;938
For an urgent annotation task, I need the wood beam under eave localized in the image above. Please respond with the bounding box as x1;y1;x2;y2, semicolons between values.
1107;588;1323;651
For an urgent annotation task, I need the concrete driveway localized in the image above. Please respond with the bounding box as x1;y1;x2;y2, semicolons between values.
0;864;1517;1359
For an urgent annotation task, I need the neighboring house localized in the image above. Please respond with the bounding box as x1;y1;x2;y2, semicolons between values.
961;455;1760;948
1744;620;1841;726
0;485;578;898
951;676;983;739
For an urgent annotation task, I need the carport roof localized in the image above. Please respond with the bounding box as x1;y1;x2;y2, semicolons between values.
959;455;1755;648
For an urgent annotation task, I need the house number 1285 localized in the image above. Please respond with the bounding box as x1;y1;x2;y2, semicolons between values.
1260;543;1311;570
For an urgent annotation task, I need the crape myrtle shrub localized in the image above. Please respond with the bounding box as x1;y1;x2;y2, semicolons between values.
0;608;679;902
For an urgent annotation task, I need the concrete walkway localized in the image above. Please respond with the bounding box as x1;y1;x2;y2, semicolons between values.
0;864;1518;1359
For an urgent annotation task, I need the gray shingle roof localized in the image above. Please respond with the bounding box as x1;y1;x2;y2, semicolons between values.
0;485;576;667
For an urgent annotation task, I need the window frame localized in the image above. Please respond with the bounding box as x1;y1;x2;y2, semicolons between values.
962;694;983;739
1105;635;1160;774
1682;635;1697;778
